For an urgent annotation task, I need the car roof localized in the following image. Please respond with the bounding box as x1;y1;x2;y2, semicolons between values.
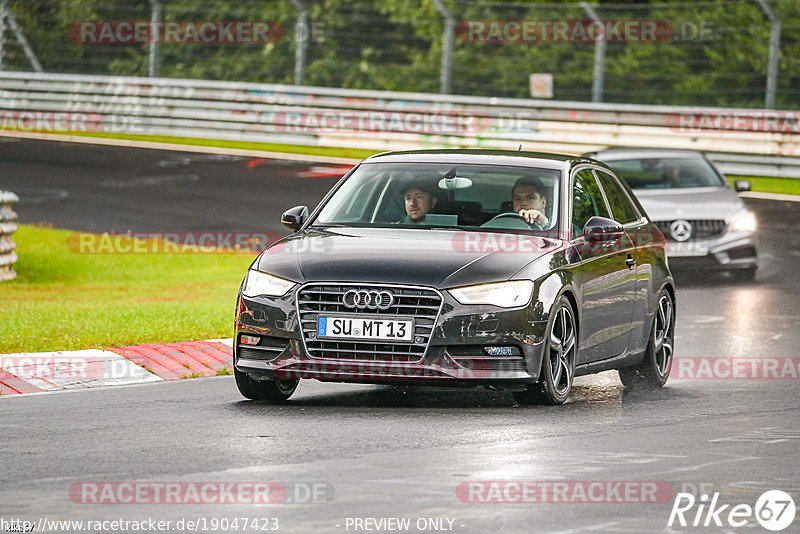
585;147;707;161
363;149;599;171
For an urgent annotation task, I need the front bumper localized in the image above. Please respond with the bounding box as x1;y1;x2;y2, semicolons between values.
234;290;548;388
665;230;757;271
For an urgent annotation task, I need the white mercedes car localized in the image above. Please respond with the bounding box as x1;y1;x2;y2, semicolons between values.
585;148;758;281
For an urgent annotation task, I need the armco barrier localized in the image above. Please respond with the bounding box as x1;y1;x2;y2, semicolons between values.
0;191;19;281
1;71;799;177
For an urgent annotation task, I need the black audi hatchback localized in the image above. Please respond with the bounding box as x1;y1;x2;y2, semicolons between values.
234;150;676;404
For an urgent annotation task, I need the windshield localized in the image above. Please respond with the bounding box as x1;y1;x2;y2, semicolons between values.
602;157;726;189
312;162;561;233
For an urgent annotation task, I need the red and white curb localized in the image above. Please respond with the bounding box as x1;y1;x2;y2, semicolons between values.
0;338;233;396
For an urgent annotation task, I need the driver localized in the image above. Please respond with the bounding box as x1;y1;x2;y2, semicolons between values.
662;162;681;185
511;176;548;228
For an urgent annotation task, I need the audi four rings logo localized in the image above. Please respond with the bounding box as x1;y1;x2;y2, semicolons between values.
343;290;394;310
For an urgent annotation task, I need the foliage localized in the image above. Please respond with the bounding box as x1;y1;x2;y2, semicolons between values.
0;225;254;352
3;0;799;108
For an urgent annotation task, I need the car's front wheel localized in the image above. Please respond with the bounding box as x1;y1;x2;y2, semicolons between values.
234;368;298;402
618;290;674;390
514;296;577;405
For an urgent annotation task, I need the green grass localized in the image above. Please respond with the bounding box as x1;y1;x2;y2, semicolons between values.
727;175;800;195
0;225;255;353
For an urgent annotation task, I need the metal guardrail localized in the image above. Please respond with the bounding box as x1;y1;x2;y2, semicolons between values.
706;153;800;179
0;190;18;281
1;71;799;178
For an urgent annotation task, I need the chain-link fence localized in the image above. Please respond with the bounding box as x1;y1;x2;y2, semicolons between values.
0;0;798;109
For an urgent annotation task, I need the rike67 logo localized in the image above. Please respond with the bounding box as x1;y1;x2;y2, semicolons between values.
668;490;796;531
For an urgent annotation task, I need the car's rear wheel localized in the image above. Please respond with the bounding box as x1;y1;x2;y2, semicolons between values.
513;296;577;405
618;291;674;390
234;367;298;402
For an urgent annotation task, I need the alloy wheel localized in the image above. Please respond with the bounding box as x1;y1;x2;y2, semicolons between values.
653;294;674;379
549;302;577;397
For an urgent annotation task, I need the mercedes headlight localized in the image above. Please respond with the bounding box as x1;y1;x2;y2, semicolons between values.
242;270;295;298
449;280;533;308
729;211;757;233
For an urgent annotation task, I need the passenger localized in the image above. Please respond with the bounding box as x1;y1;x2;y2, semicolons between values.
398;180;438;224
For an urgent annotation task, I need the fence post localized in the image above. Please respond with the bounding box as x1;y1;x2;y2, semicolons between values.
432;0;454;94
290;0;308;86
6;9;42;72
148;0;162;77
581;2;605;103
0;190;18;281
0;0;8;71
756;0;781;109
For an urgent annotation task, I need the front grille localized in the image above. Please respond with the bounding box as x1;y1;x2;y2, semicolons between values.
655;220;726;239
297;283;442;363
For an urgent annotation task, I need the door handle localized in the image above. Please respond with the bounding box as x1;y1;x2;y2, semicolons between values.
625;254;636;269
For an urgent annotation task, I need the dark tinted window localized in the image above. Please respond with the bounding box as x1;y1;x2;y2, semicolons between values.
602;157;725;189
572;169;609;233
313;162;561;231
595;170;640;224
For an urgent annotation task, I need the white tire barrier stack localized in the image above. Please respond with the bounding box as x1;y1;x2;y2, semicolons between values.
0;191;19;281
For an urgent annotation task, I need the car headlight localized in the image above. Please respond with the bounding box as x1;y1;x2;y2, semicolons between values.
729;211;757;233
449;280;533;308
242;270;295;298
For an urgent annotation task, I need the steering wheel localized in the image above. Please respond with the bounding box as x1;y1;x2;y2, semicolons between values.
481;212;540;230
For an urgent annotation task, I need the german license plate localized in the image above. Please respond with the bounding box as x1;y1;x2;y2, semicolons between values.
667;240;708;257
317;317;414;342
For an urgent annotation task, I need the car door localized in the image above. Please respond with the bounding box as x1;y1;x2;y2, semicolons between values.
569;168;637;364
594;169;651;355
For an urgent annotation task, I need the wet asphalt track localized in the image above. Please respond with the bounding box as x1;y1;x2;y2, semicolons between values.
1;138;799;533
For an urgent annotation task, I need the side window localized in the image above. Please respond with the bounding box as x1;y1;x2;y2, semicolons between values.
572;169;610;233
594;170;640;224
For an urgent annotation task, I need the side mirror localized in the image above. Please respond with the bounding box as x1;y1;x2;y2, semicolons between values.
734;180;751;192
583;216;624;243
281;205;309;231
